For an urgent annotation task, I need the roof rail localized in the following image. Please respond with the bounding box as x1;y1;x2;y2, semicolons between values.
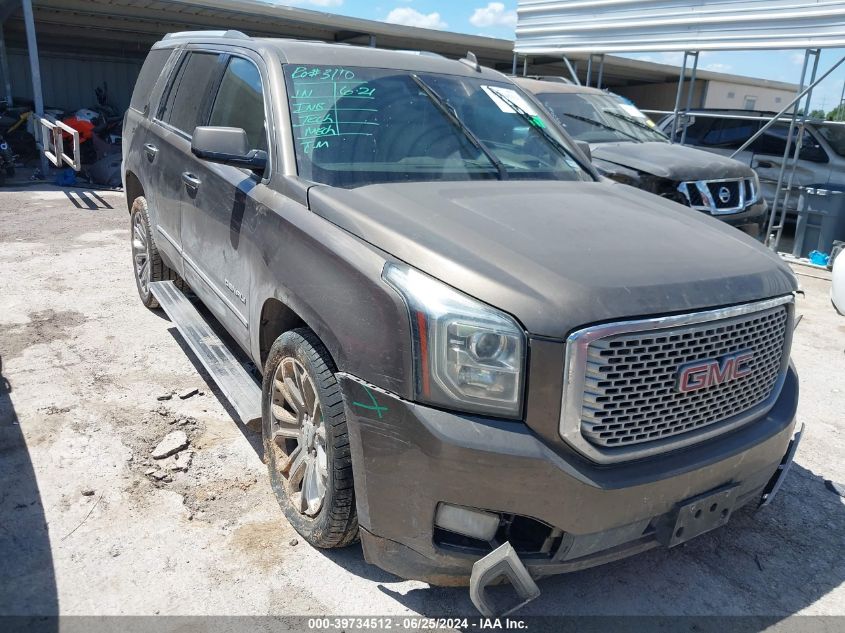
527;75;573;84
394;50;446;58
163;30;250;41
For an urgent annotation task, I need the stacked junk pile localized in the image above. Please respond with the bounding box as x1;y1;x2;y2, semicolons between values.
0;82;122;188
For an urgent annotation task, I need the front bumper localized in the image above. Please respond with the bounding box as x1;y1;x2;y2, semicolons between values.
340;367;799;586
711;198;769;239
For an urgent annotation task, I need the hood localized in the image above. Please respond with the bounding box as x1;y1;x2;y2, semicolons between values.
309;180;796;339
591;141;752;181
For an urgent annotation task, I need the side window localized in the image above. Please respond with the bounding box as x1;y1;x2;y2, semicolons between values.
801;131;829;163
752;124;829;163
678;116;713;144
159;52;220;135
130;49;172;113
751;124;789;156
702;119;759;149
208;57;267;152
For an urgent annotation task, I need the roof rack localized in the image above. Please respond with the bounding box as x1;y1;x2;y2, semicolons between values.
163;30;250;41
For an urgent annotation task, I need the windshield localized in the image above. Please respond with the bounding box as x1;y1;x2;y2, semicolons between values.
535;92;668;144
815;123;845;157
283;65;592;188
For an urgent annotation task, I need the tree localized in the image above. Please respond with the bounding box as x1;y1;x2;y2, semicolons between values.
828;104;845;121
809;109;827;120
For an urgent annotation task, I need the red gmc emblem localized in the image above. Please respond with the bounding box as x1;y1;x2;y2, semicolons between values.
676;351;754;393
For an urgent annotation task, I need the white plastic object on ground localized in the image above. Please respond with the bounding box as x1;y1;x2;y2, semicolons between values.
833;250;845;315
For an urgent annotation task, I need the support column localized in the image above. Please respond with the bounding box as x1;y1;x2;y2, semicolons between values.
837;79;845;120
562;55;580;85
670;52;690;143
0;24;12;107
596;53;605;89
22;0;49;175
680;51;699;145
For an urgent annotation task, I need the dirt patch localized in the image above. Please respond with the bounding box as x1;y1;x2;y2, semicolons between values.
231;520;294;571
0;309;86;361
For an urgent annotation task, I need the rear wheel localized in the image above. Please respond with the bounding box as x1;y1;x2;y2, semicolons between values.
130;196;185;309
262;328;358;548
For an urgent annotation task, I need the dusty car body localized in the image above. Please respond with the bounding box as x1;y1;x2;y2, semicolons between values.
123;32;801;588
515;78;769;238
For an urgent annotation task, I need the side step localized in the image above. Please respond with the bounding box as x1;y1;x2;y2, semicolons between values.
150;281;262;426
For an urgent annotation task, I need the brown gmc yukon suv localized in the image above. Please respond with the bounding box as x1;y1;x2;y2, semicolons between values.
123;32;802;603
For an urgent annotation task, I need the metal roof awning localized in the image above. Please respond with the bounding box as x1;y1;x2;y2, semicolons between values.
515;0;845;54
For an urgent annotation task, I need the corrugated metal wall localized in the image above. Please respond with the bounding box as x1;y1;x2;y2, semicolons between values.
5;49;143;112
515;0;845;53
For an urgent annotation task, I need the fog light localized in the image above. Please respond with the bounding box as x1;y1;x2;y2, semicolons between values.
434;503;500;541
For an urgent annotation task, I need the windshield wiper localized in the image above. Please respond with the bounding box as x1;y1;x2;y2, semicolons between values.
602;109;668;140
559;111;641;142
491;90;600;162
410;74;507;180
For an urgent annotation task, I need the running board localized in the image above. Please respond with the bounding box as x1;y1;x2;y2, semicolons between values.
150;281;262;426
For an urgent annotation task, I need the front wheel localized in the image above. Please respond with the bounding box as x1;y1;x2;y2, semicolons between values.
262;328;358;548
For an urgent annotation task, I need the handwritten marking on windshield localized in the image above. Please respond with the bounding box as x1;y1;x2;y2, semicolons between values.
289;67;382;154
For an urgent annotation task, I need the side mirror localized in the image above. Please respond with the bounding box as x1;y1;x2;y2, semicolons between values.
575;140;592;162
191;126;267;174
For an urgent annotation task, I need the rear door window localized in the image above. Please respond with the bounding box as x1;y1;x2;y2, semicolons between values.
208;57;267;152
159;51;221;136
130;48;172;113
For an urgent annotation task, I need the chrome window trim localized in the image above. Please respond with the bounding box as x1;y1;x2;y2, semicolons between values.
559;295;795;464
678;177;758;216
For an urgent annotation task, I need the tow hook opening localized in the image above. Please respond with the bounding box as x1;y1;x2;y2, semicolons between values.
469;542;541;617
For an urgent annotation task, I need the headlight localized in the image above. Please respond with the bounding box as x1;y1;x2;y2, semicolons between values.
383;263;525;418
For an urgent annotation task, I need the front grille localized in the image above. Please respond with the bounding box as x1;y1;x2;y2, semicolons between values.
560;297;793;461
706;180;741;209
678;178;757;215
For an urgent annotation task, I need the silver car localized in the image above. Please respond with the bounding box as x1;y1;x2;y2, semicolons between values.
660;110;845;216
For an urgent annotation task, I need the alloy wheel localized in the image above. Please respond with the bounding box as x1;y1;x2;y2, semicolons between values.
269;357;328;517
132;211;150;295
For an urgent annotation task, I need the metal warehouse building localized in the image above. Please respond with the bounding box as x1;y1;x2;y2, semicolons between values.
0;0;796;119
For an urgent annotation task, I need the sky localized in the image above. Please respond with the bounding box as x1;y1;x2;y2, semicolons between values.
285;0;845;113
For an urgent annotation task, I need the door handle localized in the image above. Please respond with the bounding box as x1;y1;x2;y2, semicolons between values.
143;143;158;160
754;160;774;169
181;172;201;191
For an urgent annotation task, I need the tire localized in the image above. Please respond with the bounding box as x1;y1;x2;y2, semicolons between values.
262;328;358;548
130;196;185;309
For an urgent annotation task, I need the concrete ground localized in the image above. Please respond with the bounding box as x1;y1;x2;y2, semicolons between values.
1;185;844;621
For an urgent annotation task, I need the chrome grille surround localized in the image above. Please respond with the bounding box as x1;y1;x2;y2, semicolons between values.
677;177;759;215
559;296;794;464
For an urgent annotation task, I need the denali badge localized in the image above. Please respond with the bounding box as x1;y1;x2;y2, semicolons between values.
718;186;732;204
677;351;754;393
